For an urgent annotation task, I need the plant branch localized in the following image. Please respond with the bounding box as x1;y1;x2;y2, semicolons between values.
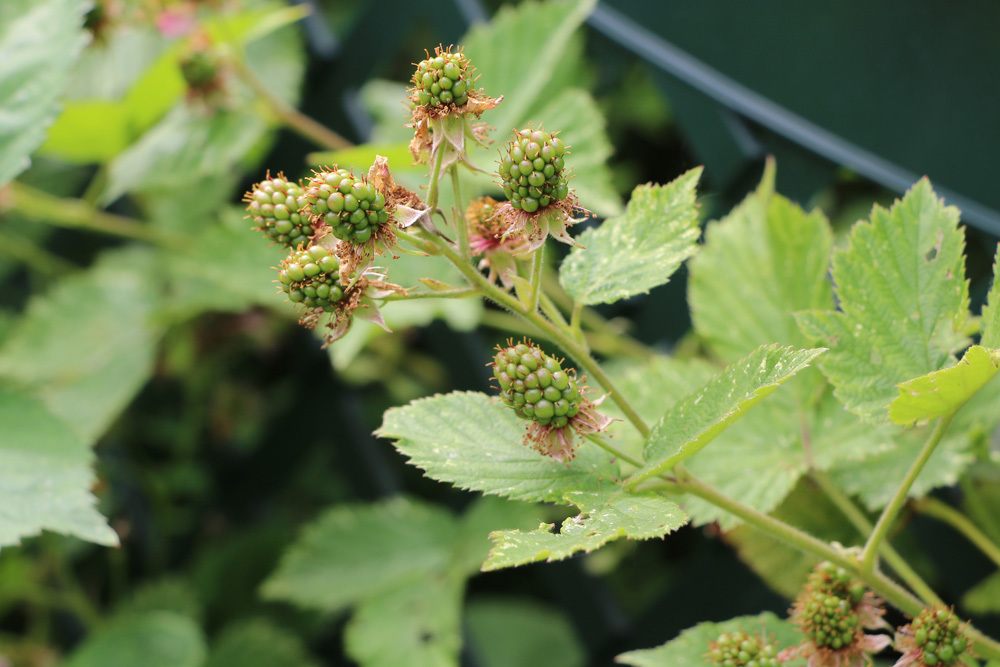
229;56;351;151
381;287;480;301
449;166;469;260
5;183;183;247
861;415;954;572
426;148;446;212
913;496;1000;568
584;433;641;468
526;244;544;313
810;470;945;607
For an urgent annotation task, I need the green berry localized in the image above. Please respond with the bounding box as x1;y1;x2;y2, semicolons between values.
179;47;222;92
492;340;582;428
305;167;389;245
707;631;780;667
909;608;968;666
499;128;570;213
244;175;313;248
411;46;474;109
793;562;875;653
278;245;346;312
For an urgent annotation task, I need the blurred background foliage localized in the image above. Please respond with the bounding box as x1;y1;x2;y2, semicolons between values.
0;0;998;665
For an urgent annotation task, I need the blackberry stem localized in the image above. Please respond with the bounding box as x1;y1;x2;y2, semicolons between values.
861;414;954;572
810;470;945;607
526;243;544;313
913;496;1000;568
449;166;469;260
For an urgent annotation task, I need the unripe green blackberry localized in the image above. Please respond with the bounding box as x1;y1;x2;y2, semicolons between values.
492;341;581;429
707;631;780;667
245;175;314;248
412;46;472;108
180;49;221;90
807;562;867;605
499;128;569;213
277;244;346;312
908;608;968;666
798;588;861;651
305;167;389;245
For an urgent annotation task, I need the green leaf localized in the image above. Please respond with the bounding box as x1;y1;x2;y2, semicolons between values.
204;619;320;667
0;0;88;184
453;497;545;574
64;611;206;667
962;572;1000;615
114;578;202;623
981;245;1000;349
466;597;585;667
559;168;702;305
0;387;117;549
344;574;463;667
629;345;825;485
797;179;969;422
262;498;458;612
616;612;804;667
482;491;687;571
463;0;596;148
377;391;620;503
41;101;132;162
727;480;860;598
689;164;833;361
0;249;160;442
307;143;418;174
961;463;1000;544
889;345;1000;425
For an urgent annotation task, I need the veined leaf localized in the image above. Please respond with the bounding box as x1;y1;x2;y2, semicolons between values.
261;498;458;612
797;179;969;422
559;168;702;305
889;345;1000;425
64;612;205;667
483;491;687;571
689;162;833;361
982;245;1000;349
0;388;117;549
344;574;463;667
616;612;804;667
0;0;88;185
376;391;620;504
629;345;825;485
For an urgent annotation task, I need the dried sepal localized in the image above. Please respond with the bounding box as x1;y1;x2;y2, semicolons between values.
492;193;590;253
467;196;530;288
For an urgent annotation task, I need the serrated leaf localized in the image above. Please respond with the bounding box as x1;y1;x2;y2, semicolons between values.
829;427;973;511
616;612;804;666
629;345;825;485
0;0;88;185
962;572;1000;615
64;611;206;667
0;249;159;442
204;619;320;667
689;165;833;361
482;491;687;571
727;480;860;598
376;391;620;504
262;498;458;612
466;597;585;667
453;497;545;574
889;345;1000;425
344;574;463;667
797;179;969;422
982;245;1000;349
559;168;702;305
0;387;117;549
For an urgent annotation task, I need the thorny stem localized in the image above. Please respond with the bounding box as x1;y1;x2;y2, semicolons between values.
861;415;954;572
810;470;945;607
426;147;446;212
5;183;183;247
229;56;352;151
913;496;1000;568
381;287;480;301
526;243;544;313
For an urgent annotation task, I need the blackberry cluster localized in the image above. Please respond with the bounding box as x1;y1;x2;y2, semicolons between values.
305;168;389;245
499;129;569;213
492;341;581;428
910;608;968;666
794;563;869;652
707;631;780;667
412;48;471;108
245;176;314;248
277;245;345;311
179;49;221;91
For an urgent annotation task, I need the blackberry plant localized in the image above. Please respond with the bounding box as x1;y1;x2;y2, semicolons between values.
499;128;569;213
492;340;581;429
244;174;313;248
304;167;389;245
412;46;473;108
277;244;345;311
